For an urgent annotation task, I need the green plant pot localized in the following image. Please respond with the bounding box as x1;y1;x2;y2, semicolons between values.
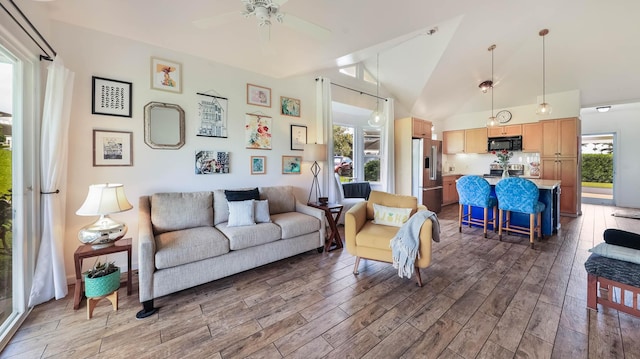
84;268;120;298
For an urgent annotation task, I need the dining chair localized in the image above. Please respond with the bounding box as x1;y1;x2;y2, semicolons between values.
495;177;546;249
455;175;497;238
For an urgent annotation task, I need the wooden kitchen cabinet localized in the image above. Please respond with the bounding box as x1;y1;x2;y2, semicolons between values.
412;118;432;138
541;117;578;158
487;124;522;137
541;157;577;214
522;122;542;153
464;128;488;154
443;130;465;154
443;175;461;205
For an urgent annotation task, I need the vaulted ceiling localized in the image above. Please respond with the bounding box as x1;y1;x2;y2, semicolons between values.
42;0;640;121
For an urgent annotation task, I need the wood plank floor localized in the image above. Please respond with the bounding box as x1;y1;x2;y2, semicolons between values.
3;203;640;359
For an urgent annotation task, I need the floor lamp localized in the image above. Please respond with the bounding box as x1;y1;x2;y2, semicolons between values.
303;143;327;204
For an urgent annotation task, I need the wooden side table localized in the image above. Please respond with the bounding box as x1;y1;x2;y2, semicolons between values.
308;202;343;252
73;238;132;310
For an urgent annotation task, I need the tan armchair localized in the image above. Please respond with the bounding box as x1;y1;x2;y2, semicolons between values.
344;190;433;286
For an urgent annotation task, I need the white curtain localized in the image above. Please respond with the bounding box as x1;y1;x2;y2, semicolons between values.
380;98;395;193
315;77;334;202
29;56;75;306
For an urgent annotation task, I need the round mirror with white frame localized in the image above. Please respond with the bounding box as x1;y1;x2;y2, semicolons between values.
143;102;185;149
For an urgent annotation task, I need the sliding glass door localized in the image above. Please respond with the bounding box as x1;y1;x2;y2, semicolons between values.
0;41;36;350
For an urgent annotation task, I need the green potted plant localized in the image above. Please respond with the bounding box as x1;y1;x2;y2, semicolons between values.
83;260;120;298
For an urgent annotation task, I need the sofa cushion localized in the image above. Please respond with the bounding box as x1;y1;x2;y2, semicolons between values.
259;186;296;214
151;192;213;234
355;221;400;250
216;222;281;250
255;200;272;223
227;200;256;227
271;212;320;239
225;188;260;202
155;226;229;269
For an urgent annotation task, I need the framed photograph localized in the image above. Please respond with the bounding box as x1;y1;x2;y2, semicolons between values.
151;57;182;93
251;156;266;175
195;150;230;174
245;114;272;150
91;76;132;117
93;130;133;166
246;83;271;107
281;96;301;117
282;155;302;174
290;124;307;151
196;92;228;138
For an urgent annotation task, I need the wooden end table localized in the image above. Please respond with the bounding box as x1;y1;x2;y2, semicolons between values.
308;202;343;252
73;238;132;310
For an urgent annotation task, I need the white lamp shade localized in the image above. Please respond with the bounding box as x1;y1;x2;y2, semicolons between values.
76;183;133;216
303;143;327;162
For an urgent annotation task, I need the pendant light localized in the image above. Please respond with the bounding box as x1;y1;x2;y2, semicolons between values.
486;44;497;127
368;53;385;128
536;29;552;115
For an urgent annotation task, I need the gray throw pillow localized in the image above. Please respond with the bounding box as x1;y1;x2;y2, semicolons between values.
254;200;271;223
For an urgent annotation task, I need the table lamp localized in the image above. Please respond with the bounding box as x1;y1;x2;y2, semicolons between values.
76;183;133;249
303;143;327;204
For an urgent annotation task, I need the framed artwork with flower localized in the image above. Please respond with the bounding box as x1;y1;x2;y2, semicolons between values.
281;96;301;117
245;114;272;150
282;156;302;174
247;84;271;107
251;156;266;175
290;124;307;151
151;57;182;93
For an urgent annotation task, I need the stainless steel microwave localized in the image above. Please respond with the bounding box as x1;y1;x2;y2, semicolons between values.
488;136;522;152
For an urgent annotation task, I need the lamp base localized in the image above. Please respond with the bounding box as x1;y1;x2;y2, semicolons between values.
78;215;127;249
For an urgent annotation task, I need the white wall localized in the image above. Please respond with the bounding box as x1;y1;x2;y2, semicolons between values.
51;21;321;279
581;103;640;209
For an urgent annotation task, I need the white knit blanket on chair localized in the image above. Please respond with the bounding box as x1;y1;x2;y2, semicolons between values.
390;210;440;279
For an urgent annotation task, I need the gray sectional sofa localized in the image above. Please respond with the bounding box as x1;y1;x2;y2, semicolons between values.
136;186;325;318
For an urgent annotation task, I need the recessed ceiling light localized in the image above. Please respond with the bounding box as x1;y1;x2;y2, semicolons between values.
596;106;611;113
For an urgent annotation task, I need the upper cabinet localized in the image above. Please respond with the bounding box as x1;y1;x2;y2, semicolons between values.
412;118;432;138
487;124;522;138
465;128;488;154
541;118;578;158
443;130;465;154
522;122;542;153
443;128;487;154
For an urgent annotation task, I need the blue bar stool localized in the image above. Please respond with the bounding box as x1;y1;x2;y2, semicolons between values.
456;175;497;238
495;177;546;249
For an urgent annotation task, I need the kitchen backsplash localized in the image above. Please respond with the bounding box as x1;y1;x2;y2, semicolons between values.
443;152;541;176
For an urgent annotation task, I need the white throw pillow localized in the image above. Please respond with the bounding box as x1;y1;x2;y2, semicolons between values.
372;203;412;227
254;200;271;223
227;200;256;227
589;242;640;265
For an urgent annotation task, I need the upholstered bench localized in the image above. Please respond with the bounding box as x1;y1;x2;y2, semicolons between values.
585;253;640;317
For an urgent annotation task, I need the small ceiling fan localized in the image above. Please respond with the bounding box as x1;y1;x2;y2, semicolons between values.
193;0;330;42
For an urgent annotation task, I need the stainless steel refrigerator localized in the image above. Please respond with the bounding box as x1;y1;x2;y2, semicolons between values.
412;138;443;213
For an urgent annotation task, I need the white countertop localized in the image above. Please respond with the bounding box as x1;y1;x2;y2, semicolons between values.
483;177;561;190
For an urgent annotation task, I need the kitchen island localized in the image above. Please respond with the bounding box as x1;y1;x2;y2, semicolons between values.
462;177;561;236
